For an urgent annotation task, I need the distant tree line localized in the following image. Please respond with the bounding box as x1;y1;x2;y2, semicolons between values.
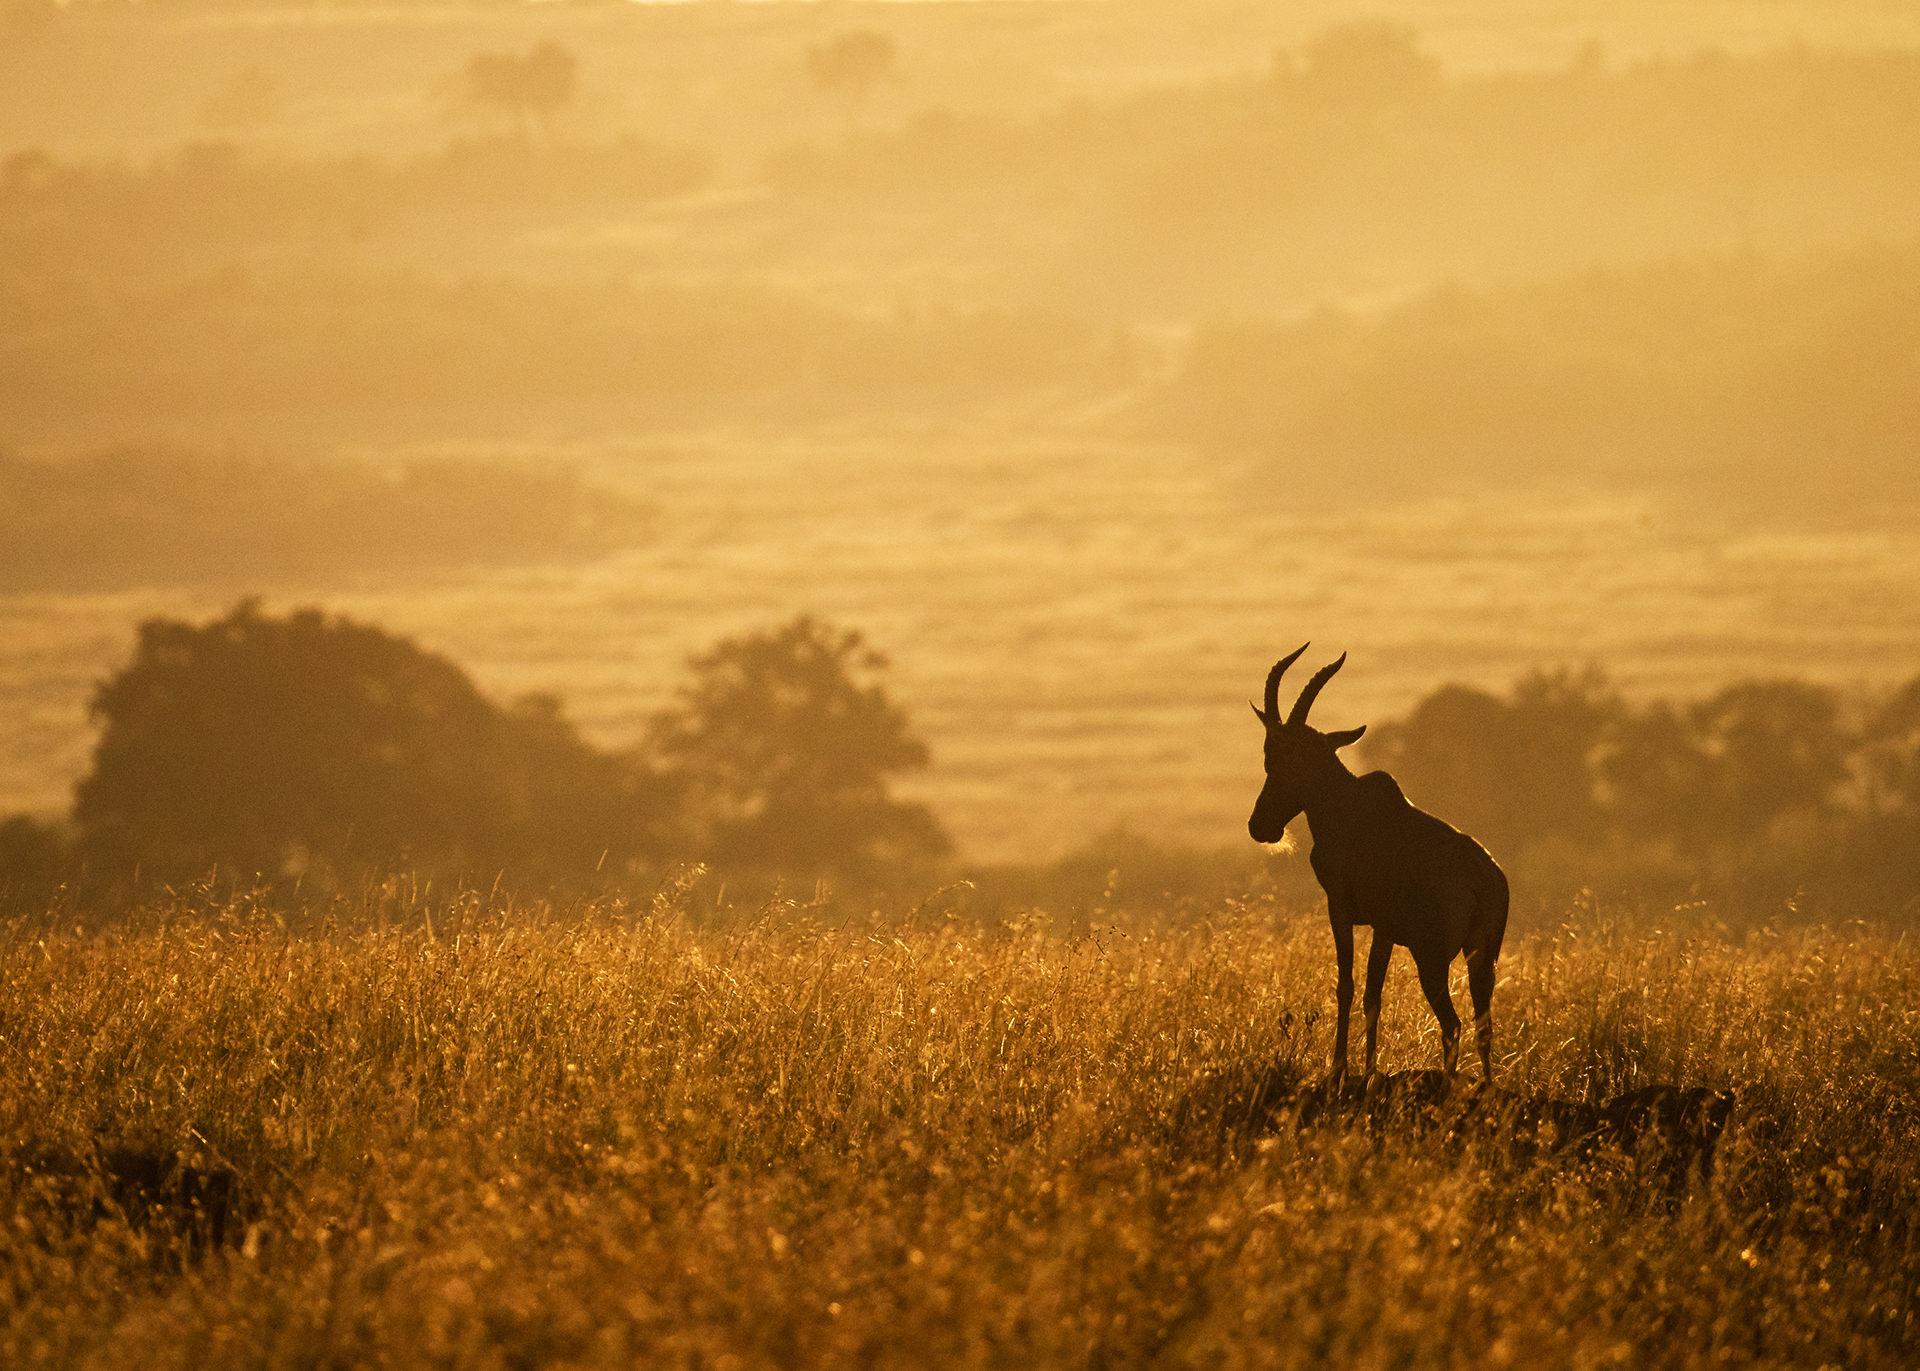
0;450;651;592
1154;246;1920;512
1;138;710;267
0;604;948;907
1364;667;1920;913
0;259;1103;429
770;32;1920;218
6;603;1916;917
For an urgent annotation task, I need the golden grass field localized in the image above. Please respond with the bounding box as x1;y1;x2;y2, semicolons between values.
1;878;1914;1367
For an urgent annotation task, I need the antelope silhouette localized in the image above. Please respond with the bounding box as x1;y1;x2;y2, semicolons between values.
1249;645;1509;1083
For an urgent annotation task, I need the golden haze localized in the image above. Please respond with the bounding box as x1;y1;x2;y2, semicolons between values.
3;5;1920;1364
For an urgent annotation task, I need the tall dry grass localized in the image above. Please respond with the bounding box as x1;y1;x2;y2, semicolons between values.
1;875;1914;1368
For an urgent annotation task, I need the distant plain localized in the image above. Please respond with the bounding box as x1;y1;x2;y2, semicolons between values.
3;0;1918;862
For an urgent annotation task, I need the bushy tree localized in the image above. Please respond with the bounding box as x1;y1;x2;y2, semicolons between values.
650;616;948;881
74;601;667;886
0;814;67;906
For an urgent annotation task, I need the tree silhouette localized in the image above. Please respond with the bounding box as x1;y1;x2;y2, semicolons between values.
650;615;948;880
465;41;577;136
75;601;667;886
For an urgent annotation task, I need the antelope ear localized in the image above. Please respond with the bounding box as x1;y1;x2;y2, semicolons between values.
1326;724;1367;749
1250;701;1271;727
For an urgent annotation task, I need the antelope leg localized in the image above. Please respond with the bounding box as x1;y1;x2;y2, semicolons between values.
1414;956;1463;1079
1331;916;1355;1082
1467;948;1497;1083
1363;930;1393;1077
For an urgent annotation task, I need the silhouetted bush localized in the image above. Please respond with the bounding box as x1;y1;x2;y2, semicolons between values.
74;602;673;891
0;814;68;906
650;616;950;884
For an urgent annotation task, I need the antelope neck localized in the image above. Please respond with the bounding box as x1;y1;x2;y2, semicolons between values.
1299;754;1363;838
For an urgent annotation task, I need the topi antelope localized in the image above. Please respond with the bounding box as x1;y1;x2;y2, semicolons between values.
1249;645;1509;1084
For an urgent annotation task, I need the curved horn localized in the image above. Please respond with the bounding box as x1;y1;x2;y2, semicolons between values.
1261;642;1310;725
1288;652;1347;726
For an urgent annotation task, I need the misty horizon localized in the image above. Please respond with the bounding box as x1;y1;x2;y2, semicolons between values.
2;0;1917;866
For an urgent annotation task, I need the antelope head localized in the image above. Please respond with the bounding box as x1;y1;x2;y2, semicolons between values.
1248;643;1367;843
